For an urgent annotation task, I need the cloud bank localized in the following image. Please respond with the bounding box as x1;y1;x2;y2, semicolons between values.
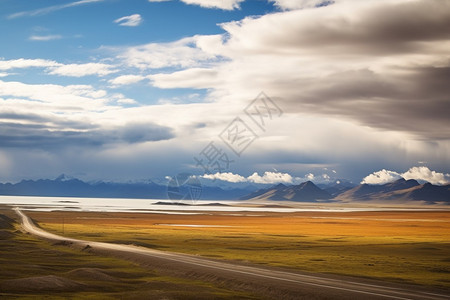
201;171;293;184
0;79;174;149
200;171;334;185
139;0;450;140
361;166;450;185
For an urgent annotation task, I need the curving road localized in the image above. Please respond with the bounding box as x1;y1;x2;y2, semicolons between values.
14;208;450;300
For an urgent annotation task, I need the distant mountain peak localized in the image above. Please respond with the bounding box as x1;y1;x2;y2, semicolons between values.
295;181;320;190
55;174;71;181
336;178;449;203
241;180;332;202
406;179;420;185
385;178;420;190
275;183;287;188
1;175;253;200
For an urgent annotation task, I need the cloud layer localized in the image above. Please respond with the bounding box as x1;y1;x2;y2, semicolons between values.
1;0;449;183
201;171;294;184
200;171;334;185
0;79;174;150
139;0;450;140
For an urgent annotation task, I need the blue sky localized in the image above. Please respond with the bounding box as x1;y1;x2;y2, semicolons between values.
2;0;274;57
1;0;274;103
0;0;449;186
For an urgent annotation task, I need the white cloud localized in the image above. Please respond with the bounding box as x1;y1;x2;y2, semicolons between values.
0;59;116;77
48;63;117;77
0;58;60;70
112;93;138;104
116;36;220;70
402;166;450;185
201;172;246;183
0;80;110;109
361;169;402;185
149;68;218;89
147;0;243;10
201;171;294;184
109;75;146;86
8;0;104;19
116;98;137;105
361;166;450;185
114;14;143;27
29;34;62;41
292;172;332;184
180;0;244;10
270;0;347;10
247;171;293;184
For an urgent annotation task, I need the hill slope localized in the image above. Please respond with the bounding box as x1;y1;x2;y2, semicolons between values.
241;181;332;202
336;178;449;203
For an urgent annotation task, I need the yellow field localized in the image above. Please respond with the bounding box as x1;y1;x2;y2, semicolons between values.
0;208;259;299
30;210;450;288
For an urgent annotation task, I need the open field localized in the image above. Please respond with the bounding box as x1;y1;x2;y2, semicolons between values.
0;208;259;299
23;209;450;289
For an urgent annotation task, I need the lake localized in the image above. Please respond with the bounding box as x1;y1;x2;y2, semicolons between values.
0;195;444;214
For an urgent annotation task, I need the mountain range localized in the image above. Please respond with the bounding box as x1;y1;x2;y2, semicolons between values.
0;175;251;200
240;181;333;202
240;178;448;204
335;178;450;203
0;175;448;204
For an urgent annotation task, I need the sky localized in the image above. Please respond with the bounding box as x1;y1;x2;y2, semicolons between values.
0;0;449;185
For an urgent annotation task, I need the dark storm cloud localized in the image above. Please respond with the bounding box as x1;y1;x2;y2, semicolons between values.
280;66;450;140
118;123;175;144
218;0;450;140
228;0;450;56
0;121;175;148
0;112;46;122
0;112;99;130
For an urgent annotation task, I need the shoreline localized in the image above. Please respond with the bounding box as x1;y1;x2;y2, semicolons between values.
1;195;449;215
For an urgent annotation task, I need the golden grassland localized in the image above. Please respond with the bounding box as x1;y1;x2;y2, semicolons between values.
28;209;450;288
0;208;258;299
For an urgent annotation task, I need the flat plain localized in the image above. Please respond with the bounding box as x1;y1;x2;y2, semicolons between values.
0;207;259;299
25;209;450;289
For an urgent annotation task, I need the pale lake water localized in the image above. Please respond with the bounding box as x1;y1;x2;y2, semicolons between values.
0;195;445;214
